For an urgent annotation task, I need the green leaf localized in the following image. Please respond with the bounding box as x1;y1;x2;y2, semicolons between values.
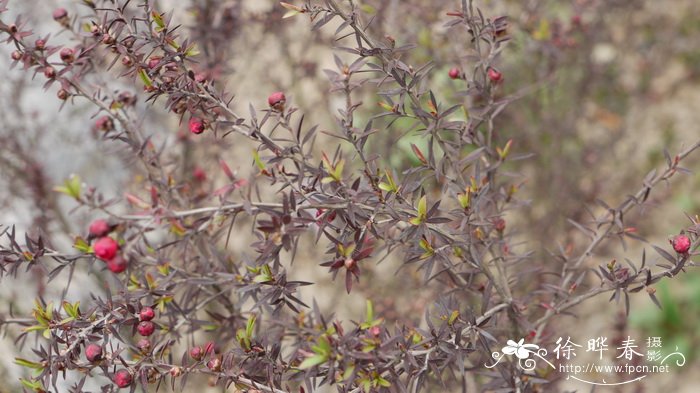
342;364;356;381
252;149;265;171
378;170;398;193
334;159;345;180
362;344;375;353
299;354;327;369
378;182;393;192
138;68;152;87
409;216;423;226
184;43;200;57
236;328;251;350
417;195;427;217
377;377;391;387
14;358;44;370
338;243;355;258
73;236;91;253
20;378;43;390
151;11;166;30
53;174;82;199
457;191;471;209
448;310;459;325
280;3;304;19
313;335;331;355
246;314;256;338
283;9;301;18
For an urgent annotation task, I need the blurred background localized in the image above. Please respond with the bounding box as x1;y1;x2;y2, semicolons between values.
1;0;700;391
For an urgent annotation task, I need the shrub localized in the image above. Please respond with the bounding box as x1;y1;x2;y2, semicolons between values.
0;0;697;392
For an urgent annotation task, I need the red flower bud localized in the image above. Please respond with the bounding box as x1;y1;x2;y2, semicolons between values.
137;338;152;353
89;219;111;237
121;56;133;67
35;39;46;50
107;255;128;273
85;344;103;362
448;67;461;80
52;8;68;24
204;341;216;355
139;306;155;321
43;66;56;79
487;68;503;83
101;33;115;45
137;321;155;336
190;346;204;360
94;116;114;132
60;47;75;64
188;117;205;134
494;218;506;232
147;56;162;70
267;91;286;111
57;89;69;100
193;167;207;182
113;369;132;388
10;50;22;61
672;234;691;254
93;237;118;261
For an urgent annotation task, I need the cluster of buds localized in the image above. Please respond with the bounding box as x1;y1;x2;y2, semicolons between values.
89;219;128;273
137;306;156;337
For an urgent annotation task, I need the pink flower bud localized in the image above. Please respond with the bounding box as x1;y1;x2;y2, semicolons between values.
89;219;111;237
113;369;132;388
672;234;691;254
139;307;155;321
60;47;75;64
93;237;118;261
487;68;503;83
43;66;56;79
52;8;68;24
107;255;128;273
188;117;205;135
267;91;286;111
137;321;155;336
85;344;103;362
94;116;114;132
137;338;152;353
